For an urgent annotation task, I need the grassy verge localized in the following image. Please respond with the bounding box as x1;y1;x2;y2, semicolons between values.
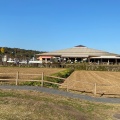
0;89;119;120
43;68;74;88
20;68;74;88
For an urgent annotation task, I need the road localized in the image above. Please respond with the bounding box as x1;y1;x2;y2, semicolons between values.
0;85;120;104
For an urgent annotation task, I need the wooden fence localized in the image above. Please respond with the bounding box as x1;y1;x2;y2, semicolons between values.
67;80;120;97
0;72;119;97
0;72;68;91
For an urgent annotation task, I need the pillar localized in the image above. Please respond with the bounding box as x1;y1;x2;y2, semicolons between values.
115;59;117;65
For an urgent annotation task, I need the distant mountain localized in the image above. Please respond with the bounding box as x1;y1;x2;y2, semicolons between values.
0;47;46;59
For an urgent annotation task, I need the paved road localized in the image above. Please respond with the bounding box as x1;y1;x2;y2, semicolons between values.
0;85;120;104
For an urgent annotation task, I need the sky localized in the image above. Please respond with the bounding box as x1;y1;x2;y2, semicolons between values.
0;0;120;54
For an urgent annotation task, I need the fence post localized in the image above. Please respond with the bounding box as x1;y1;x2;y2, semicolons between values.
41;72;44;87
16;71;19;85
67;84;69;92
94;83;97;95
66;81;69;92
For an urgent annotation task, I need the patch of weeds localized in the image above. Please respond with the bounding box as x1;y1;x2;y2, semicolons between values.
20;68;74;88
52;68;74;78
43;69;74;88
0;90;16;97
20;81;41;86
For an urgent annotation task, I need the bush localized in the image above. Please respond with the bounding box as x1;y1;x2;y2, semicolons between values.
65;63;87;70
52;68;74;78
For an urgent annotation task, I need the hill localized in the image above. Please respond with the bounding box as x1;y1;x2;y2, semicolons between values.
0;47;46;59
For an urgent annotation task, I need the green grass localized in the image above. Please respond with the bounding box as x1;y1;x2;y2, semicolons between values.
20;68;74;88
51;68;74;78
0;89;119;120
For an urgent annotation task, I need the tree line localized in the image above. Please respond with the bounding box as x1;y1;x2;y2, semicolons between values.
0;47;46;60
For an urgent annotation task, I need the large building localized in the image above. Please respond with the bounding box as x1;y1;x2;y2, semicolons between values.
37;45;120;65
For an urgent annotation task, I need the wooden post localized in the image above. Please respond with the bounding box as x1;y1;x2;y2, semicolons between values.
66;81;68;92
16;71;19;85
67;84;69;92
41;72;44;87
94;83;96;95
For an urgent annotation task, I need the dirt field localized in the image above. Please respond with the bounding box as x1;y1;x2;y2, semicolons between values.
61;71;120;96
0;67;65;74
0;67;65;81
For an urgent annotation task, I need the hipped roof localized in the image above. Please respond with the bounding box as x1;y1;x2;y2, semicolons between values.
37;45;120;58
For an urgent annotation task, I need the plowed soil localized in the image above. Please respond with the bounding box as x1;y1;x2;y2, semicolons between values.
61;71;120;96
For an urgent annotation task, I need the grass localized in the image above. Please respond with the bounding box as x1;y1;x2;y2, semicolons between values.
19;68;74;88
0;89;119;120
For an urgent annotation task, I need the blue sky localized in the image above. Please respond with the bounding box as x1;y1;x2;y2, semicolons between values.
0;0;120;54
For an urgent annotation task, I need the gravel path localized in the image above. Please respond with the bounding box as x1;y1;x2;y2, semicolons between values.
0;85;120;104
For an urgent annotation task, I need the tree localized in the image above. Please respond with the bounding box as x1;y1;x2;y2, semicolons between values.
1;47;5;54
